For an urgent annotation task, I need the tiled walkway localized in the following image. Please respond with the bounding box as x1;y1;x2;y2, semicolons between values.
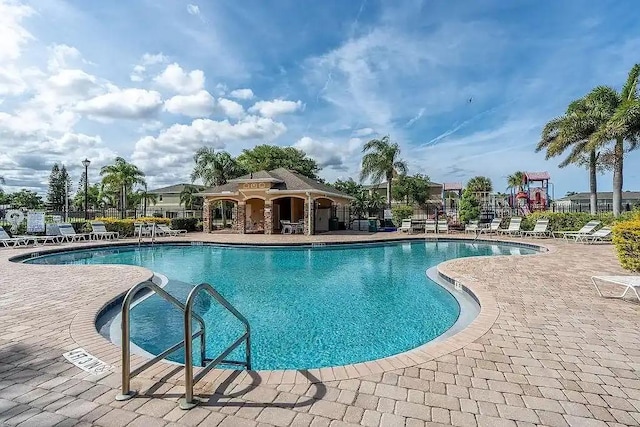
1;233;639;426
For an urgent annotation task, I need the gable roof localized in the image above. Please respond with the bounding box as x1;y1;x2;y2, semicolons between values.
199;168;354;199
524;171;551;181
556;191;640;201
148;183;196;194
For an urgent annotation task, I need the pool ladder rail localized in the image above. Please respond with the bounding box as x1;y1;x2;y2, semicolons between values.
115;280;252;410
136;222;158;245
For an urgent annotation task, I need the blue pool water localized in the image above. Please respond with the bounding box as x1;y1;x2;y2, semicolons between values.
27;241;534;370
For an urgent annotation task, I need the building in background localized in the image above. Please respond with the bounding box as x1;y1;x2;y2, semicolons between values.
147;184;200;218
553;191;640;212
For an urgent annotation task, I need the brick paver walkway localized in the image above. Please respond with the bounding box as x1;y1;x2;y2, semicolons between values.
1;233;639;426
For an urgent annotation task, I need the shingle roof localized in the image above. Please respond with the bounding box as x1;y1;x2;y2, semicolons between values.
556;191;640;201
443;182;463;191
200;168;354;199
524;171;551;181
148;183;194;194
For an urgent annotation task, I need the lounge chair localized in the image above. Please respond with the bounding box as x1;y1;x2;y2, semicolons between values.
0;227;29;247
553;220;600;240
399;219;412;233
479;218;502;235
465;220;479;234
497;217;522;236
90;221;119;240
437;219;449;234
574;226;612;244
58;223;90;242
521;219;550;238
424;219;437;233
157;223;187;237
410;219;425;234
592;276;640;301
134;222;150;238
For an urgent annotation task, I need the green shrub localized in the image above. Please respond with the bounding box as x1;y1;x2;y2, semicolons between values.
96;217;171;237
171;217;198;232
519;211;636;232
391;205;413;226
612;212;640;272
459;189;480;224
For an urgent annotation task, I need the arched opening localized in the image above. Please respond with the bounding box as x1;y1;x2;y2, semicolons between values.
314;197;335;233
271;196;306;233
245;198;265;233
207;198;239;232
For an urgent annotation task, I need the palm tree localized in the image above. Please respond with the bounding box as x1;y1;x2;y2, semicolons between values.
100;157;147;214
589;64;640;216
180;185;203;210
135;185;158;216
466;176;493;193
360;135;408;206
506;171;524;193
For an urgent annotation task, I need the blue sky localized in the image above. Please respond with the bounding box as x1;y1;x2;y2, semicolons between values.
0;0;639;197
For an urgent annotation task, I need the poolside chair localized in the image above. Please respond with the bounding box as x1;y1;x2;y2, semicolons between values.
399;219;412;233
437;219;449;234
134;222;150;238
479;218;502;235
521;219;550;238
592;276;640;301
574;226;612;244
465;220;479;234
552;220;600;240
497;217;522;236
58;223;90;242
0;227;29;247
410;218;425;234
294;220;305;234
157;223;187;237
424;219;437;233
90;221;119;240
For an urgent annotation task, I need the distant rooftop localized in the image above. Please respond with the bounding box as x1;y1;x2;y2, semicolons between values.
556;191;640;201
148;183;197;194
524;171;551;181
443;182;463;191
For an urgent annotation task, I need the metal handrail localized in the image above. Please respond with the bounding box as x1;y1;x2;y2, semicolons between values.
136;222;157;244
179;283;251;410
115;280;206;401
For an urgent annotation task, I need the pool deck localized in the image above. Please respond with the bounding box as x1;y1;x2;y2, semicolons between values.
1;232;639;426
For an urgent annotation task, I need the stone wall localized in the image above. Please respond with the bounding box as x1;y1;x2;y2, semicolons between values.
202;199;211;233
233;202;246;234
264;202;273;235
303;200;315;235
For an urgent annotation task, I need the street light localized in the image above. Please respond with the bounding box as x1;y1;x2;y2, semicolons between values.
82;158;91;220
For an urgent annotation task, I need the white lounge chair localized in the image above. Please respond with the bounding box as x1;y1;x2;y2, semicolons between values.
134;222;151;237
58;223;90;242
437;219;449;234
90;221;119;240
465;220;479;234
553;220;600;240
574;226;612;244
399;219;412;233
410;219;425;234
521;219;550;238
424;219;437;233
0;227;29;247
157;223;187;237
479;218;502;235
498;217;522;236
592;276;640;301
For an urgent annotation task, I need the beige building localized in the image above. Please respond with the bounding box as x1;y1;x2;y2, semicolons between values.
365;181;444;206
147;184;200;218
199;168;353;235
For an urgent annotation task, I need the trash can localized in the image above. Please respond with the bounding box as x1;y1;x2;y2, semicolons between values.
329;217;339;231
368;218;378;232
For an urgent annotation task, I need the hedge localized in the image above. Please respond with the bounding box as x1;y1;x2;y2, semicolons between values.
519;211;637;232
170;217;200;232
391;206;413;226
95;217;171;237
612;212;640;272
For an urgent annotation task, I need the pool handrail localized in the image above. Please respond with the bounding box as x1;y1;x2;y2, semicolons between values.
115;279;206;402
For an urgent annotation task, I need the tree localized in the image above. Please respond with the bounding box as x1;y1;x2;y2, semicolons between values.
180;185;204;210
100;157;146;212
506;171;524;193
332;178;364;198
236;145;319;179
589;64;640;216
9;189;43;209
466;176;493;193
134;185;158;216
72;183;101;210
458;188;480;224
360;135;408;206
191;148;244;186
392;174;432;206
366;191;386;216
46;164;71;211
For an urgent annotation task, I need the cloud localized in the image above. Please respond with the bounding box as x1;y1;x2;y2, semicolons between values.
164;90;215;117
154;62;205;94
229;88;254;100
353;127;375;137
130;52;168;82
217;98;244;119
406;108;425;127
47;44;84;71
294;136;363;171
249;99;303;118
187;4;200;16
76;88;163;120
0;0;34;62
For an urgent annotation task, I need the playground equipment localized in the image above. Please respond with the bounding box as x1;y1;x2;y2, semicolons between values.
515;172;551;214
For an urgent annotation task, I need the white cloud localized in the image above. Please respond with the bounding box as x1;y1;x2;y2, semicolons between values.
0;0;34;62
130;52;168;82
47;44;83;71
353;127;375;137
76;88;163;120
0;65;28;95
154;62;205;94
229;88;254;100
164;90;215;117
187;4;200;15
249;99;303;118
217;98;244;119
294;136;363;171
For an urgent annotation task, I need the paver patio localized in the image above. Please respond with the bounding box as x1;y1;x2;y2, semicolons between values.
1;232;639;426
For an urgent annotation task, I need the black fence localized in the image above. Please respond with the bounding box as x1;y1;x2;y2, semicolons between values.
550;203;637;213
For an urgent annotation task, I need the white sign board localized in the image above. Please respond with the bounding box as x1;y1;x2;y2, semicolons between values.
383;209;392;219
63;348;112;375
27;211;46;233
52;215;62;223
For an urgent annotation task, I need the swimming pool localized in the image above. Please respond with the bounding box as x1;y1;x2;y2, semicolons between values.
27;241;535;370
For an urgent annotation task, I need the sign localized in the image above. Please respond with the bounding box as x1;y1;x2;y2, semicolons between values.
63;348;112;375
383;209;392;219
52;215;62;223
27;211;46;233
5;209;24;233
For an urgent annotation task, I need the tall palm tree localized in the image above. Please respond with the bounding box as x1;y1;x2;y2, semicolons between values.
536;95;613;215
590;64;640;216
466;176;493;193
506;171;525;193
180;185;203;210
360;135;408;206
135;185;158;216
100;157;147;213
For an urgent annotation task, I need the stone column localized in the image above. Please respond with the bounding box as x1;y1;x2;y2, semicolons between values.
202;199;211;233
304;199;315;235
233;202;246;234
264;202;273;235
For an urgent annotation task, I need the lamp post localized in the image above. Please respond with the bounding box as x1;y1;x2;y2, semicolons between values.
82;158;91;220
